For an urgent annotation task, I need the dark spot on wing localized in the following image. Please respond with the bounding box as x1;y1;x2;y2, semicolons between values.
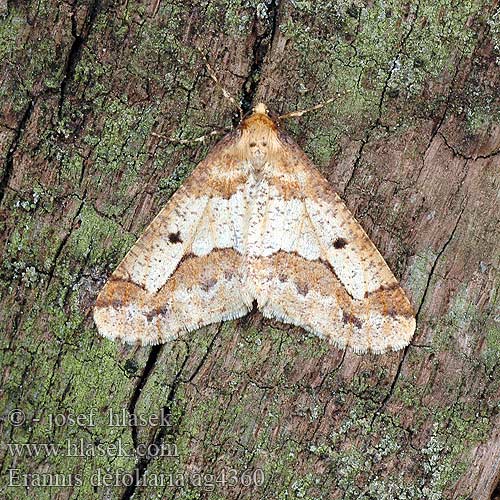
365;282;400;298
333;237;347;249
106;298;124;308
224;269;235;280
295;281;309;296
200;277;217;292
385;307;398;318
168;231;182;244
342;310;362;328
145;304;170;322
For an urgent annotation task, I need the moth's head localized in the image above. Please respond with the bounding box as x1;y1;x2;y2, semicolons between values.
240;102;277;131
253;103;268;115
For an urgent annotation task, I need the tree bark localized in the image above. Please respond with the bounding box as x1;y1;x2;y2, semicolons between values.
1;1;499;499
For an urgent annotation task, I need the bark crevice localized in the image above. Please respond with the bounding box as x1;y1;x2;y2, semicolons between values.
0;99;35;206
121;325;222;499
240;0;279;115
57;0;101;118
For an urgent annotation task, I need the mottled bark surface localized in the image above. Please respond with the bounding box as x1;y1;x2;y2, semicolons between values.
0;1;499;499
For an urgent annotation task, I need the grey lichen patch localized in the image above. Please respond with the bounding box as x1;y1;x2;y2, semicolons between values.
488;6;500;63
431;283;494;357
304;394;491;499
85;98;157;176
0;186;133;302
405;248;439;310
157;161;196;198
419;406;491;497
205;0;259;36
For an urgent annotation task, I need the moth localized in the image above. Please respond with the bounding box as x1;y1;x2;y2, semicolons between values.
94;103;415;354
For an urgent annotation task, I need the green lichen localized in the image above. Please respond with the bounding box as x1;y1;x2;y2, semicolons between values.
279;0;487;167
0;6;22;62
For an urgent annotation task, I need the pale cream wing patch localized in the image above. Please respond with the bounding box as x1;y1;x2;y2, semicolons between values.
94;133;253;345
248;136;415;354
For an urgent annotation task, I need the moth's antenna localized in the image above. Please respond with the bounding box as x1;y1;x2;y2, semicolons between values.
150;0;161;16
277;94;346;122
151;128;228;146
196;48;243;121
